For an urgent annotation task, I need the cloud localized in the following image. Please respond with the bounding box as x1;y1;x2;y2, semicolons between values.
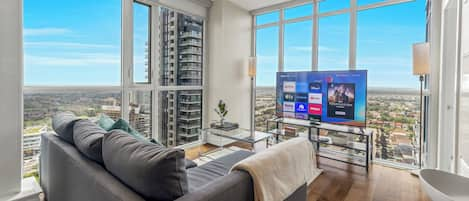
357;56;409;67
25;53;120;67
256;55;278;64
318;46;336;52
289;46;337;52
25;41;116;49
291;46;312;52
359;39;386;45
24;28;71;36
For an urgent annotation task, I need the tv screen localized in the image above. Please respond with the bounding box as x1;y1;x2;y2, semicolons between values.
276;70;367;127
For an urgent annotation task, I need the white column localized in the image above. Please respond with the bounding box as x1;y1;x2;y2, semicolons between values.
0;0;23;198
437;0;461;172
427;0;443;170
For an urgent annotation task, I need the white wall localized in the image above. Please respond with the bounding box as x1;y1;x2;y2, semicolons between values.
457;0;469;177
427;0;442;169
438;0;460;172
0;0;23;198
206;0;252;129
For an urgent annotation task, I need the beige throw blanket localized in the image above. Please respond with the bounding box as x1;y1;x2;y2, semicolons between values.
230;138;322;201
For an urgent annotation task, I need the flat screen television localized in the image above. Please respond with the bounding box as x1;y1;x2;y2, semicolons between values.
276;70;367;127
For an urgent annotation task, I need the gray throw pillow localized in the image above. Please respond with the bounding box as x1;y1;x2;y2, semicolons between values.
52;112;80;144
102;130;188;201
73;119;107;164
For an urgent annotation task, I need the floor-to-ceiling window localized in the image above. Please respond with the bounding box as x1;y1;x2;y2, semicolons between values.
357;1;425;166
254;11;280;131
23;0;205;179
255;4;313;131
23;0;122;179
254;0;427;167
158;7;204;147
283;4;313;72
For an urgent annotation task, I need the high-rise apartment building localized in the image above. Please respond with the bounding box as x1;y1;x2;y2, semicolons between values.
160;8;203;147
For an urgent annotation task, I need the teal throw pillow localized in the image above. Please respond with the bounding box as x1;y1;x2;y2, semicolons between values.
97;114;116;131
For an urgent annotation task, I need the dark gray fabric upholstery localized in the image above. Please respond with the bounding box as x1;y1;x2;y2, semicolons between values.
41;130;307;201
51;112;80;144
187;150;254;192
185;159;198;169
175;171;254;201
73;119;107;164
102;130;188;201
40;133;145;201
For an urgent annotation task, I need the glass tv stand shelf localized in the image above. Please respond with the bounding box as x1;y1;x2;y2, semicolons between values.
266;118;373;172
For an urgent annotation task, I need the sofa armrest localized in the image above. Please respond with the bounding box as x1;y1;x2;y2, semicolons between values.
175;171;254;201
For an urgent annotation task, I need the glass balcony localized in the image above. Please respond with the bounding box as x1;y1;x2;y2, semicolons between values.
180;47;202;55
179;63;202;71
180;40;202;47
181;31;202;39
179;71;202;78
180;56;202;63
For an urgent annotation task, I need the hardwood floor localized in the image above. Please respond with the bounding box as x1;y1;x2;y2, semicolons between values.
185;143;430;201
308;158;430;201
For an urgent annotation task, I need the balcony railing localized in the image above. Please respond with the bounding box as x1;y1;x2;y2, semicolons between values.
181;31;202;39
180;58;202;63
180;41;202;47
180;47;202;55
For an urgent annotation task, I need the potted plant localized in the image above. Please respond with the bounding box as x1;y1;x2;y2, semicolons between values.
214;100;228;126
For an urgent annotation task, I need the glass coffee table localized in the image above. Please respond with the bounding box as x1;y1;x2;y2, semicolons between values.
202;128;272;152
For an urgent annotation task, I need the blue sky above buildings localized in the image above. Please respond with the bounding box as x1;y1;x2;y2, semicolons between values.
24;0;426;89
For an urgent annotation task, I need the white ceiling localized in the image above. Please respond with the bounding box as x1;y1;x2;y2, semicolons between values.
227;0;293;11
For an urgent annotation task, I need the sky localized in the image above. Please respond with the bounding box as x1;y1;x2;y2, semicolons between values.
24;0;426;89
24;0;122;86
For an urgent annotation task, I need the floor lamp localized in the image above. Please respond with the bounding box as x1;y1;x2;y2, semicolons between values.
248;57;257;138
412;42;430;175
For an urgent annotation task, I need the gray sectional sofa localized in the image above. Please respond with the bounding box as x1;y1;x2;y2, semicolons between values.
40;113;307;201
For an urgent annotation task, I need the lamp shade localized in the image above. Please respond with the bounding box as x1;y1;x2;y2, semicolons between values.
248;57;257;77
413;42;430;75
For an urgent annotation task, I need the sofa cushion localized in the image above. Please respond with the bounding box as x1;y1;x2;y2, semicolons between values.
73;119;107;164
187;150;253;192
102;130;188;201
52;112;80;144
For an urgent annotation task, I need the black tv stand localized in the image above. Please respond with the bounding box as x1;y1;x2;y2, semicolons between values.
265;118;373;172
310;121;321;125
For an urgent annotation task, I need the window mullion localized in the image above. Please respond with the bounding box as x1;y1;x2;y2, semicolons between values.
279;9;285;72
349;0;357;70
122;0;133;122
312;1;319;71
151;5;160;141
